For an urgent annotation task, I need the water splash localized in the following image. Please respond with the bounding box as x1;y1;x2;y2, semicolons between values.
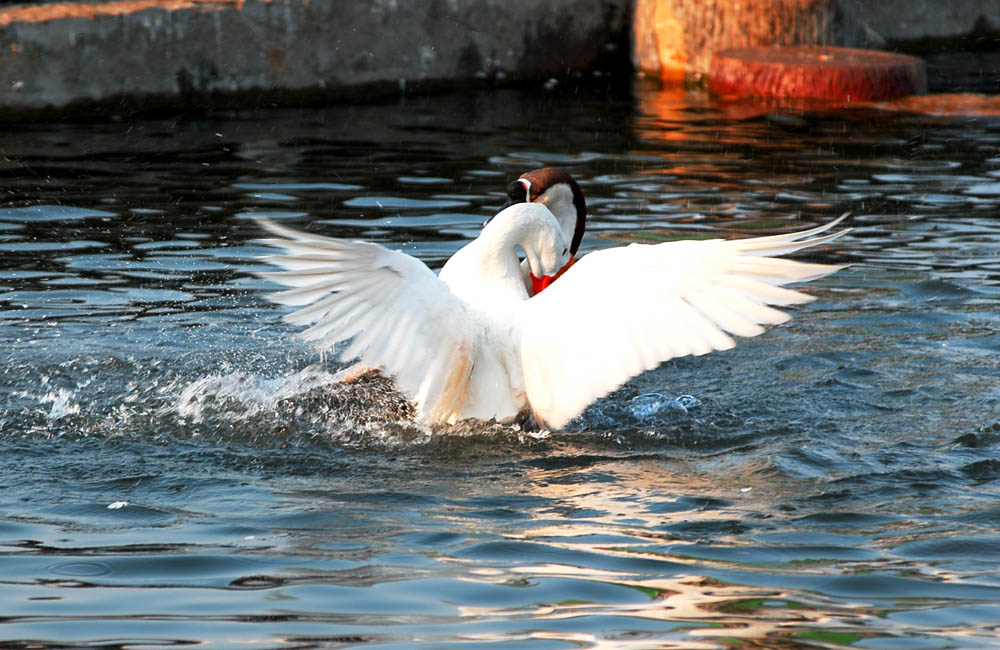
41;388;81;420
173;364;343;424
165;363;436;449
628;392;701;419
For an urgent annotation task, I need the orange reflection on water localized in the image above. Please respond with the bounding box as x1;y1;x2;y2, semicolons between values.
705;88;1000;120
871;92;1000;117
633;84;713;143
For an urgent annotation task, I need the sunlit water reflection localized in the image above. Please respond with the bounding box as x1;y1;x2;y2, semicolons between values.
1;74;999;648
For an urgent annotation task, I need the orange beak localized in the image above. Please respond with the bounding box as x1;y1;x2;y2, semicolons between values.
530;256;575;295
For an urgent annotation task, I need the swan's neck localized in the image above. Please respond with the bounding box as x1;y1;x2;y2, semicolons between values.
440;211;540;306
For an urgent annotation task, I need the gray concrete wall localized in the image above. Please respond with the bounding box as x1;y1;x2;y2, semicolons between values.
0;0;630;113
837;0;1000;45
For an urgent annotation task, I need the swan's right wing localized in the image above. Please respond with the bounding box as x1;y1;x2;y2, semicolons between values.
254;218;477;424
521;217;850;429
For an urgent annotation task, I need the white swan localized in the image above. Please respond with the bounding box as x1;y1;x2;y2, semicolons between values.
255;183;849;430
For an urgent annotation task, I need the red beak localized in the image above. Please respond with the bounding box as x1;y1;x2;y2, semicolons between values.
530;256;575;295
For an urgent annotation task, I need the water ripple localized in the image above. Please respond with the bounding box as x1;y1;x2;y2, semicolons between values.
0;80;999;648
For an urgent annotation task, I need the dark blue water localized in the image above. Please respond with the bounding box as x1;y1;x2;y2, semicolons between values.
1;76;1000;649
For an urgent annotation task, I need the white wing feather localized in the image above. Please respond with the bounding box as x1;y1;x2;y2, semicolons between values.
254;217;477;424
521;216;850;429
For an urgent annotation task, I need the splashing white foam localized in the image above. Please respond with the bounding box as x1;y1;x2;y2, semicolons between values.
42;388;81;420
628;393;701;419
173;365;341;424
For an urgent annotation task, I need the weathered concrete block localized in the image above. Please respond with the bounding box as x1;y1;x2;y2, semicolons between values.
710;46;927;101
0;0;630;112
634;0;1000;80
836;0;1000;44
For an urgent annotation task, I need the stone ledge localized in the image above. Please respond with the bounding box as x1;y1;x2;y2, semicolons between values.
0;0;630;114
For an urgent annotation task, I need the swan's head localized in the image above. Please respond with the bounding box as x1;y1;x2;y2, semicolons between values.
521;216;571;280
487;202;570;280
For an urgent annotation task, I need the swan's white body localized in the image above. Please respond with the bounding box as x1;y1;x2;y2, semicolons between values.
256;208;848;429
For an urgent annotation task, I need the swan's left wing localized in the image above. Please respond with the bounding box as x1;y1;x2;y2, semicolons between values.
253;217;478;424
520;217;850;429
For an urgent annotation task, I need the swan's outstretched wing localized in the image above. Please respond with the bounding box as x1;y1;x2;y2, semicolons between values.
254;217;476;424
520;216;851;429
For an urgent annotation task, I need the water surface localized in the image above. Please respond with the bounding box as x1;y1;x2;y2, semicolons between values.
1;76;999;648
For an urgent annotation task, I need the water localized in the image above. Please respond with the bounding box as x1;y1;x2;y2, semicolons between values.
2;71;1000;648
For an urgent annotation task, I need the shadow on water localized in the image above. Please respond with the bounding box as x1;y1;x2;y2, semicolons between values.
1;72;1000;648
